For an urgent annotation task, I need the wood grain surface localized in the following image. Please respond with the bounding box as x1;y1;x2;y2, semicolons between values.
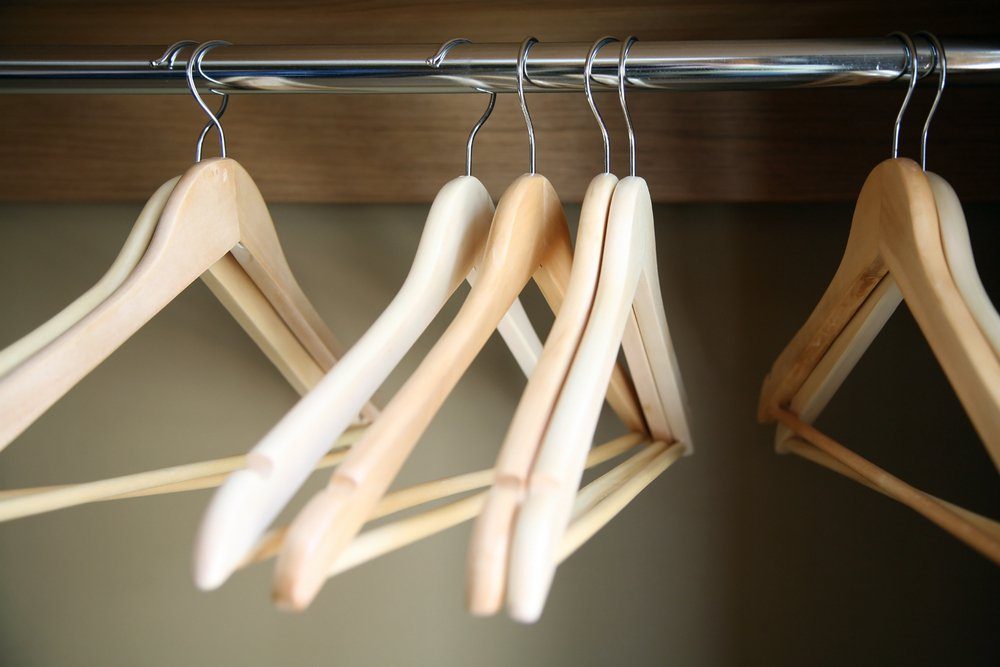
1;0;998;203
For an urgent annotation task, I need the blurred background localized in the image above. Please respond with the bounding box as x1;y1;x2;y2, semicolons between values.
0;1;998;665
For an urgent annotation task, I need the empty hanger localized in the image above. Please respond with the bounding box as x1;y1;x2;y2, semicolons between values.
467;36;649;616
759;33;1000;564
506;37;693;622
0;40;373;449
0;43;202;379
192;38;548;591
271;37;643;610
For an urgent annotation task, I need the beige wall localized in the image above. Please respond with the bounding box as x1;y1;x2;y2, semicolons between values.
0;200;997;665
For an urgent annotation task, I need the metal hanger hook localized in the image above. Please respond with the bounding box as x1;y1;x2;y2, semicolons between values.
427;38;469;67
914;31;946;171
618;36;638;177
429;39;496;177
888;31;919;159
586;36;619;174
517;37;539;174
186;40;231;161
151;40;198;69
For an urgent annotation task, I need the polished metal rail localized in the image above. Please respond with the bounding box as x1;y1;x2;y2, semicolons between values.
1;38;998;94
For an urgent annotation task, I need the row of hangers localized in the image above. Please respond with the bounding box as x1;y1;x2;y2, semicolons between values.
758;32;1000;564
0;36;692;622
2;29;996;621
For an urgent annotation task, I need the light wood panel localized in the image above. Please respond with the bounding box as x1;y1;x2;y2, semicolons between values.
1;0;998;203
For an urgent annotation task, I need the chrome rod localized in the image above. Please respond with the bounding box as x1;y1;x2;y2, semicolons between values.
1;39;998;94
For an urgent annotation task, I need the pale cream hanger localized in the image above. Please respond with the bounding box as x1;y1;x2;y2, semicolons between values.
467;37;651;616
505;38;693;623
0;40;337;394
760;34;1000;565
192;61;548;591
0;41;374;449
271;37;644;610
0;178;175;378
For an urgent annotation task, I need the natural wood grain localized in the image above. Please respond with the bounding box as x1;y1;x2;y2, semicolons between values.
1;1;998;203
761;158;1000;565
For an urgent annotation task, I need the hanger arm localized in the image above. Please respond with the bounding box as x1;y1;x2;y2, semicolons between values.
877;160;1000;467
0;178;177;379
0;161;242;449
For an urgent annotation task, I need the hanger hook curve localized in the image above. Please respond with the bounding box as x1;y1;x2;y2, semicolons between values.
517;37;539;174
429;39;496;177
151;40;198;68
914;31;946;171
186;40;231;161
888;31;919;160
618;36;638;177
586;36;619;174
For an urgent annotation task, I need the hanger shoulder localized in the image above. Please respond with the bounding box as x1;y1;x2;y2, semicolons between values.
0;177;178;379
876;159;1000;465
272;173;571;610
927;172;1000;355
0;160;240;450
192;175;499;590
758;164;888;422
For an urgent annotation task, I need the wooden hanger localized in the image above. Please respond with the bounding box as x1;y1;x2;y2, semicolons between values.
465;173;623;615
505;175;693;622
0;157;375;448
762;35;999;564
466;39;653;615
0;178;177;378
192;174;547;591
759;158;1000;563
497;38;692;622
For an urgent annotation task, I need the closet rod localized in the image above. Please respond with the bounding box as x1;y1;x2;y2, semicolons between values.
1;38;998;94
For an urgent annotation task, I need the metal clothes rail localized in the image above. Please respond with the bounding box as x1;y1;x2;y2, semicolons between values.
0;38;998;94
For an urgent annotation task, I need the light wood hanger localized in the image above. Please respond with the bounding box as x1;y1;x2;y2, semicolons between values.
503;38;693;622
506;175;692;622
760;34;999;563
192;173;548;591
467;38;652;615
0;178;177;378
0;157;375;448
466;172;625;616
759;158;1000;563
0;179;338;398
